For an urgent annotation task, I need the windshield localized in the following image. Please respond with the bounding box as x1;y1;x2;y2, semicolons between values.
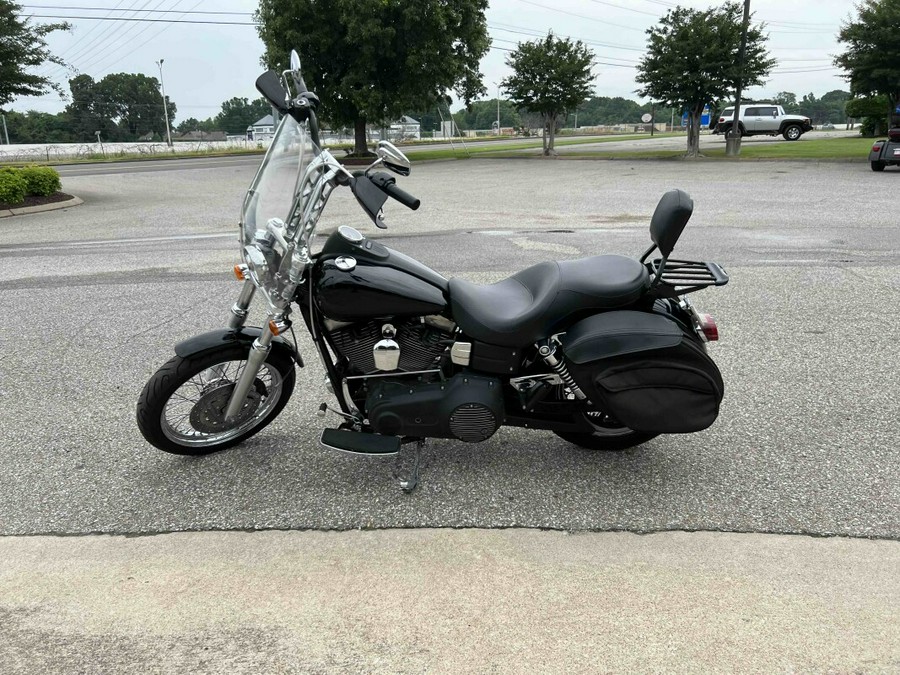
240;114;313;245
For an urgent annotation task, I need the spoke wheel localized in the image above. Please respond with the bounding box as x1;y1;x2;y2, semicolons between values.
137;345;296;455
552;387;657;451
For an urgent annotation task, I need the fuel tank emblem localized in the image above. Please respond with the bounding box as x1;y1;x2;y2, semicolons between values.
335;255;357;271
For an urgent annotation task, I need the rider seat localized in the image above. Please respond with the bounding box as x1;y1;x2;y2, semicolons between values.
448;255;650;347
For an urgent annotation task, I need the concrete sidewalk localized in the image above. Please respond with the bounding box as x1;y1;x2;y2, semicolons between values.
1;530;898;673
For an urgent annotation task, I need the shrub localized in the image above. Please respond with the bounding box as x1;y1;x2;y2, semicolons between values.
18;166;61;196
0;171;28;205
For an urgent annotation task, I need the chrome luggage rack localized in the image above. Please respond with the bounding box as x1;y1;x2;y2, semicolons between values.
649;258;729;296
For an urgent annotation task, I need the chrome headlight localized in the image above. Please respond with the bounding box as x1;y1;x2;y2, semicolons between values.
243;244;270;286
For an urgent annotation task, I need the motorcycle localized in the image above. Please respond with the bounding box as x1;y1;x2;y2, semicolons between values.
136;52;729;491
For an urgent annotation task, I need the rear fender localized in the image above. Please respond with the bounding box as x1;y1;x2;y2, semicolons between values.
869;141;888;162
174;327;303;366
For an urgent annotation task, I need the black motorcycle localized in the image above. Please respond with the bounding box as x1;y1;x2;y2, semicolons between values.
137;52;728;491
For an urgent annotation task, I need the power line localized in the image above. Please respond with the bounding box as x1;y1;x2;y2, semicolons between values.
23;13;256;24
22;4;251;14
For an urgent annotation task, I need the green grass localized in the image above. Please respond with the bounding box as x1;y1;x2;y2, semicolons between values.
404;133;681;161
0;147;267;167
530;136;876;161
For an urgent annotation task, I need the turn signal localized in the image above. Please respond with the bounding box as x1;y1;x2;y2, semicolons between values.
234;264;249;281
698;313;719;342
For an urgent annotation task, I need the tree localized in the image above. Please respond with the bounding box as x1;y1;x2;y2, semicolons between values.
772;91;799;114
0;1;69;107
501;32;594;155
255;0;490;155
846;94;891;135
215;97;271;135
636;2;774;157
835;0;900;130
63;72;174;141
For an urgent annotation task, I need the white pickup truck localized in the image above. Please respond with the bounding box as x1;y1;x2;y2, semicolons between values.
712;104;814;141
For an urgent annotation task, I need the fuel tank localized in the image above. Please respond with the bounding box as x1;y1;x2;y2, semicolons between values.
312;226;449;321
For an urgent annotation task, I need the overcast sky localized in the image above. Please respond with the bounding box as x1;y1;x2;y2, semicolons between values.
18;0;855;122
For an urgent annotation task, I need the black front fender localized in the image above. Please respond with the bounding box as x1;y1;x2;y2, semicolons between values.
174;327;304;367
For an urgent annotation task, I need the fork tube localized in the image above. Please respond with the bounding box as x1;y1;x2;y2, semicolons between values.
223;323;274;421
228;281;256;330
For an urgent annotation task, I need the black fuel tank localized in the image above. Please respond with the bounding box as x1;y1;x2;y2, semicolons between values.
313;226;449;321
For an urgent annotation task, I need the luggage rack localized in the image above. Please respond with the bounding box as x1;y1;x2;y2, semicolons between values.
649;258;729;296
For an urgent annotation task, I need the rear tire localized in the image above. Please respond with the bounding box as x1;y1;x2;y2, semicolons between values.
554;394;657;451
871;160;886;172
136;345;296;455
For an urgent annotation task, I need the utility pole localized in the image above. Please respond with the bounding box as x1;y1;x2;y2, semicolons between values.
155;59;173;148
726;0;751;157
495;82;501;136
1;113;9;144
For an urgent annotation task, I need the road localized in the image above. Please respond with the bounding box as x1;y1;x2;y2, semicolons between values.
0;157;897;537
2;155;898;672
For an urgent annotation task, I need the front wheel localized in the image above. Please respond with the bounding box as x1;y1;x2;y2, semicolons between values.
136;345;296;455
783;124;803;141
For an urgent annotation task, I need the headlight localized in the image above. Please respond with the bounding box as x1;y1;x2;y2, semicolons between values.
243;244;270;285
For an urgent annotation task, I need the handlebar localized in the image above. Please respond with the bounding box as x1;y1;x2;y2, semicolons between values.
369;172;420;210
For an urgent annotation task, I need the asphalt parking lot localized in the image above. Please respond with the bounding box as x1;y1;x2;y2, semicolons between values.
0;157;897;538
2;156;899;672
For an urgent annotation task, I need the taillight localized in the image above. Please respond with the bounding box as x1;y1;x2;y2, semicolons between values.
873;144;883;152
698;313;719;341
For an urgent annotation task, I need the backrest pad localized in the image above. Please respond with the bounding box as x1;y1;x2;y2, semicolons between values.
650;189;694;257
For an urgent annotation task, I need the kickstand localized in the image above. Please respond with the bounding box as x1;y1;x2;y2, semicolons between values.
393;438;425;493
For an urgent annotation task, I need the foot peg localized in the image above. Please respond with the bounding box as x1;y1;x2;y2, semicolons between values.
320;428;401;455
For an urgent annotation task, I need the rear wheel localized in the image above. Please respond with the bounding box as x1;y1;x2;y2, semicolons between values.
871;160;886;172
136;345;296;455
553;389;657;451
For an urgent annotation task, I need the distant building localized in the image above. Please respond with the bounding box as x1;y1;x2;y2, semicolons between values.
247;114;276;141
390;116;421;140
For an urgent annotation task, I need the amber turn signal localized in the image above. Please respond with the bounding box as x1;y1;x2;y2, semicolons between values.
234;264;246;281
268;320;281;336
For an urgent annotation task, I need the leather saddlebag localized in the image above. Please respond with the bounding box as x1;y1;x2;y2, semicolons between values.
563;311;724;434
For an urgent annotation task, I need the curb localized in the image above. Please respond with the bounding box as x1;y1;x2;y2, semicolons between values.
0;195;83;218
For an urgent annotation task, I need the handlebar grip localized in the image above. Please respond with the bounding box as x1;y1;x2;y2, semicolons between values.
370;173;420;210
382;182;420;211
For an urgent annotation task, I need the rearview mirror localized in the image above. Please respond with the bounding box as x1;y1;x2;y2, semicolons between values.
376;141;411;177
255;71;288;112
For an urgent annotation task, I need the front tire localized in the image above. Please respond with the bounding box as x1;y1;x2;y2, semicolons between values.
783;124;802;141
137;345;296;455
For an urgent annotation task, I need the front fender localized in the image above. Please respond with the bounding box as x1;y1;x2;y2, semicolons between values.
174;327;303;367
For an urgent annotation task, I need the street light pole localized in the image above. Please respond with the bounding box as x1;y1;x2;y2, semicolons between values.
495;82;501;136
155;59;173;148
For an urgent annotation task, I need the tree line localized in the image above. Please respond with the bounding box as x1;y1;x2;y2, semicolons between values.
3;0;899;155
4;73;275;144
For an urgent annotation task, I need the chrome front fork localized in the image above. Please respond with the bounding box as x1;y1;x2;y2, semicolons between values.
228;279;256;330
223;279;274;422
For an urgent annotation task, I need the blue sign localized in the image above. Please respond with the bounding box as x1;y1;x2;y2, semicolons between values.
682;105;711;127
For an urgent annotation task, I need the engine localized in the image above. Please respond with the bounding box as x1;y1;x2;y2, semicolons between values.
366;373;504;442
327;316;454;375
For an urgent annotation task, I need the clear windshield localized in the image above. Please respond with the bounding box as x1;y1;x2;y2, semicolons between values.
240;114;312;245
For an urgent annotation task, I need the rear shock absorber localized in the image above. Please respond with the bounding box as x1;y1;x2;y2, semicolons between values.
537;340;590;402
